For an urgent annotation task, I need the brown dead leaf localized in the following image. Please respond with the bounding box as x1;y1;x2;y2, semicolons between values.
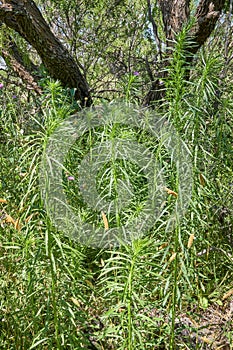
169;252;177;262
0;198;7;204
199;173;205;186
164;187;178;197
187;234;195;249
101;211;109;230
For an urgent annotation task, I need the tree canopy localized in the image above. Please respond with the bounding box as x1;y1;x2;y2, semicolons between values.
0;0;229;106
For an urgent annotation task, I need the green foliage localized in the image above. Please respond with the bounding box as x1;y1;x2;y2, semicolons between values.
34;0;155;103
1;1;233;349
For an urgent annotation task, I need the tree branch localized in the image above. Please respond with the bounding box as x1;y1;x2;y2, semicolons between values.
0;0;92;106
1;48;42;94
147;0;162;59
144;0;226;106
189;0;226;54
157;0;191;42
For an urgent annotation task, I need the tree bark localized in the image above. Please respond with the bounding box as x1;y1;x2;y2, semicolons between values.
144;0;226;106
158;0;191;42
0;0;227;108
1;48;42;94
190;0;226;55
0;0;92;107
158;0;226;48
0;29;42;94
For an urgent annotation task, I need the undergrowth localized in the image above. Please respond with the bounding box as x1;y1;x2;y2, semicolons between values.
0;26;233;350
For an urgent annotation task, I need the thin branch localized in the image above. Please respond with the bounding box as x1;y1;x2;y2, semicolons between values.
189;0;227;54
0;0;92;106
1;49;42;94
147;0;162;60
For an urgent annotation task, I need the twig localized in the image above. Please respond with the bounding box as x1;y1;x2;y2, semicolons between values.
147;0;162;60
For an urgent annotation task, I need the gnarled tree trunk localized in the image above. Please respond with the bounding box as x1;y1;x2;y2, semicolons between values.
144;0;226;106
0;0;92;107
0;0;227;107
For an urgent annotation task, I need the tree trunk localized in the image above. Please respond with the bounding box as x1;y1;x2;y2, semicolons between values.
0;0;226;108
190;0;226;55
157;0;190;43
144;0;226;106
0;0;92;107
0;29;42;94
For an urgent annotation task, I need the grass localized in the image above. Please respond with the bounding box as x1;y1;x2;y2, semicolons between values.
1;32;233;349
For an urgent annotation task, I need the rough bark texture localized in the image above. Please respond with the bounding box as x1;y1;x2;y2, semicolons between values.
0;0;227;108
1;48;42;94
158;0;191;42
0;30;42;94
190;0;226;54
144;0;226;106
0;0;92;107
158;0;225;46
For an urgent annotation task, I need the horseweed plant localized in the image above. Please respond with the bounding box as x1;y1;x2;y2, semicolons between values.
1;32;233;350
